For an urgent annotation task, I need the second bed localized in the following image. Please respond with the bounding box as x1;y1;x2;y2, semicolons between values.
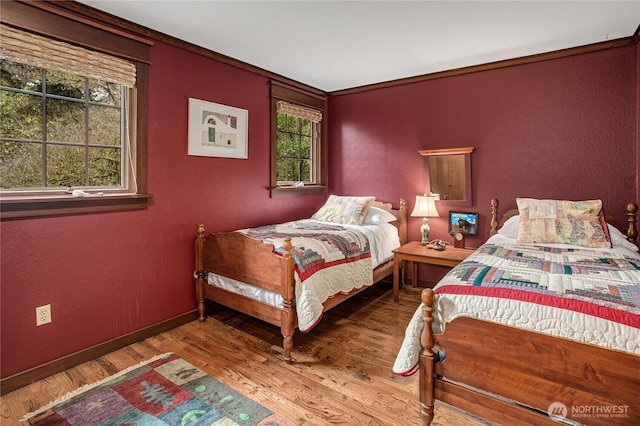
195;196;407;362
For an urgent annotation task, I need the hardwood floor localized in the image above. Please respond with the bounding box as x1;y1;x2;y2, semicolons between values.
1;280;492;425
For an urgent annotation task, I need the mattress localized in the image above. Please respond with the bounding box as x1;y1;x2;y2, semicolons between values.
393;232;640;376
207;220;400;331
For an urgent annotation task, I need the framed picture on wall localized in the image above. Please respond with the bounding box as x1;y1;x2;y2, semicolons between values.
448;211;479;236
188;98;248;159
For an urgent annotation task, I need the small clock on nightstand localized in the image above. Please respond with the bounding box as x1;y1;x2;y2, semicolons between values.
453;231;465;248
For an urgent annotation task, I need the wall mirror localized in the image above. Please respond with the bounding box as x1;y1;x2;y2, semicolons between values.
419;147;474;207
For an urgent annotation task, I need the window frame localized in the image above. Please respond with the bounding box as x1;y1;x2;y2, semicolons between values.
1;61;129;192
0;0;152;219
275;103;318;185
270;81;326;198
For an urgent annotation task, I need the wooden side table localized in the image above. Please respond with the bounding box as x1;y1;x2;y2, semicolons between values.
392;241;473;301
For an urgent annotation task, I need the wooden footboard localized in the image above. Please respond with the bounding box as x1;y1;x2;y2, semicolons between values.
420;288;640;425
195;198;407;363
195;226;297;361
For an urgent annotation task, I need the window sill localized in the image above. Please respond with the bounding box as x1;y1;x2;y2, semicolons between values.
270;185;325;198
0;193;153;219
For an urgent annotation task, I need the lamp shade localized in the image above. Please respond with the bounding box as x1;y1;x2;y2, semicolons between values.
411;194;440;218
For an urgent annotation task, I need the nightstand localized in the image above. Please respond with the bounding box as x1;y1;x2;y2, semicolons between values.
392;241;473;302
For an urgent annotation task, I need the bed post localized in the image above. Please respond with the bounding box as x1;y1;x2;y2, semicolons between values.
195;224;207;322
627;203;638;245
419;288;436;426
280;237;296;363
489;198;499;236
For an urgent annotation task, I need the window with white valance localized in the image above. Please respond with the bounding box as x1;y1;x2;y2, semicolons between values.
0;0;152;219
270;81;326;198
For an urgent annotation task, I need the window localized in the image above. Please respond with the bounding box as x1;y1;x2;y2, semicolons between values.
1;59;127;191
270;81;325;198
276;101;321;185
0;1;151;218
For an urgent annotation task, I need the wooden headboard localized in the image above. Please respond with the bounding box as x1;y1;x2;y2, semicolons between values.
489;198;639;245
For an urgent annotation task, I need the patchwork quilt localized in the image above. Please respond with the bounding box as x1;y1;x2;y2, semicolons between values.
393;242;640;376
241;220;372;331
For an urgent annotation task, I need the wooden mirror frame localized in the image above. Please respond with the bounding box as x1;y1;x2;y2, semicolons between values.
419;147;474;207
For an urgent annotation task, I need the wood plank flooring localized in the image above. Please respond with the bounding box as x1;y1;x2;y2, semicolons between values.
1;280;493;425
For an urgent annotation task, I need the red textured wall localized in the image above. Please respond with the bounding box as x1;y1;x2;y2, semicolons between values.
0;41;325;378
328;46;638;249
1;41;637;380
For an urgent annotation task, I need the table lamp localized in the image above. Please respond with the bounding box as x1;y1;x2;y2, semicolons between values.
411;194;440;245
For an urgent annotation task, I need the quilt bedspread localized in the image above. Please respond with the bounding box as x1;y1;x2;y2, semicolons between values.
443;243;640;325
241;220;372;331
393;242;640;376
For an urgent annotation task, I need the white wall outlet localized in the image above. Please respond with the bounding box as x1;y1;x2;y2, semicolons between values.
36;304;52;326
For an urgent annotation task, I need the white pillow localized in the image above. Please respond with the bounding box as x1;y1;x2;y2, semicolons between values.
497;215;519;238
607;224;640;252
362;206;397;225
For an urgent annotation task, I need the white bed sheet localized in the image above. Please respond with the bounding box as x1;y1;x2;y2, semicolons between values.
206;220;400;318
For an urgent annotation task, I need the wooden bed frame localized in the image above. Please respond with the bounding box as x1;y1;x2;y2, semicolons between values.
419;199;640;426
195;199;407;363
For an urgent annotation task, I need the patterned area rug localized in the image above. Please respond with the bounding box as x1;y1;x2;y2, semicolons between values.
22;353;295;425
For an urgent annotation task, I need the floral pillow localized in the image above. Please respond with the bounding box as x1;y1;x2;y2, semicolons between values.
312;195;375;225
516;198;611;248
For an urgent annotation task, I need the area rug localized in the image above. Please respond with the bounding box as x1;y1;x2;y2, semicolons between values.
22;353;295;425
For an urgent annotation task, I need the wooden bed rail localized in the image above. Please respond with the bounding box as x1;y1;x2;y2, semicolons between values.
489;199;639;245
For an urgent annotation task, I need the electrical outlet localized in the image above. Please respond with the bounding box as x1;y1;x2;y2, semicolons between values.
36;304;52;326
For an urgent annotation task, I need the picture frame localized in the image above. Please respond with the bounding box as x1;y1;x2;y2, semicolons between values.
448;211;479;236
188;98;248;159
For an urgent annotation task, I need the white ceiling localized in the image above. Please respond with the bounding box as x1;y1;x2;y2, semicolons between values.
79;1;640;92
